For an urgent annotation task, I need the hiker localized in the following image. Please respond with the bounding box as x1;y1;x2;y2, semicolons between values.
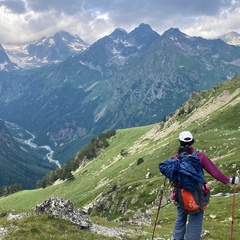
172;130;239;240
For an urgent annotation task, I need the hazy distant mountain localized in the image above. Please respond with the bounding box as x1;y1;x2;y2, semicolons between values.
218;31;240;46
3;31;88;68
0;44;18;71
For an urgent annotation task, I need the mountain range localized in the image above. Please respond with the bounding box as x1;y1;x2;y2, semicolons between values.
0;28;239;71
0;23;240;188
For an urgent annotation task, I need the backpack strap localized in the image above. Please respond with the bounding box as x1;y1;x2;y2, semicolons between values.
192;150;199;156
176;150;198;158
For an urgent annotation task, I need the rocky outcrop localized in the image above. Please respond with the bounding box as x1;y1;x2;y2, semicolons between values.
36;197;92;229
35;197;138;239
130;209;152;226
0;197;148;239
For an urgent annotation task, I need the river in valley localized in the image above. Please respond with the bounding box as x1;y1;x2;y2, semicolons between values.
5;121;61;168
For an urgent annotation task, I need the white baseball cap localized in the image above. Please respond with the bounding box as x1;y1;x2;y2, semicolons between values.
179;131;193;142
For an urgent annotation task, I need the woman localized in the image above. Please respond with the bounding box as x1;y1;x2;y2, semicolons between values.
172;130;238;240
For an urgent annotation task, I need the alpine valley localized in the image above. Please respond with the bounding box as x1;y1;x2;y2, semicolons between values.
0;23;240;189
0;73;239;240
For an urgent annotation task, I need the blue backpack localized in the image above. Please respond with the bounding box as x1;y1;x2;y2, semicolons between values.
159;151;210;213
159;151;204;192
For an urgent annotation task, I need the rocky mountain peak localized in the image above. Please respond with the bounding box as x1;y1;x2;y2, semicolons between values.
3;31;88;68
109;28;127;40
132;23;155;34
127;23;160;47
161;27;188;41
0;44;18;71
53;31;87;47
218;31;240;46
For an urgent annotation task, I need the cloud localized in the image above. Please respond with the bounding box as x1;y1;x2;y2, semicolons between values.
0;0;239;44
0;0;26;14
26;0;85;15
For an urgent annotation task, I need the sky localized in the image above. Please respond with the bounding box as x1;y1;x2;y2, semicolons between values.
0;0;239;45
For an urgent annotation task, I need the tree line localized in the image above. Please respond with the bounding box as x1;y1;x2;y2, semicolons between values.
0;183;23;197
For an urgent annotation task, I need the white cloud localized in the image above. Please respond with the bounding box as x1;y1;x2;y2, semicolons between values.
183;1;240;38
0;0;239;44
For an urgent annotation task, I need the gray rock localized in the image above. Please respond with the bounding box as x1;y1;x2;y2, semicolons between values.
0;213;6;218
36;197;92;229
7;212;35;221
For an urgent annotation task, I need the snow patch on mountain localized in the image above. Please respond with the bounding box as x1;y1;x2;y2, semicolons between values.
229;58;240;66
0;61;9;70
85;82;100;92
79;60;102;75
94;106;108;123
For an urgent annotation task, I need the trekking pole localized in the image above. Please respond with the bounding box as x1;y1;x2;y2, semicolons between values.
230;168;238;240
152;176;167;240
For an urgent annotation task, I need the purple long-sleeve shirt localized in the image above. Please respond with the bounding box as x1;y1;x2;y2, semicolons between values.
190;147;230;184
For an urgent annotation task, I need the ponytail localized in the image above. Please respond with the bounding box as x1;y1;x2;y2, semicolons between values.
178;139;194;155
178;146;192;155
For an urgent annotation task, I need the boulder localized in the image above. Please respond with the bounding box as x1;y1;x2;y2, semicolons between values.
36;197;92;229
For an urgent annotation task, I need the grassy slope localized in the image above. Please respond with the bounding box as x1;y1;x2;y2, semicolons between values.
0;75;240;239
